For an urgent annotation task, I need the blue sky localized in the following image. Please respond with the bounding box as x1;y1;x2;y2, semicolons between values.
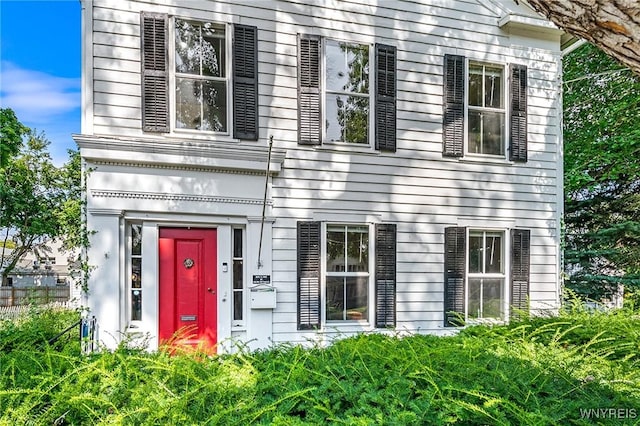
1;0;81;165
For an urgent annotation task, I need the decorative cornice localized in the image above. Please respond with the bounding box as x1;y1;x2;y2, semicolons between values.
91;160;264;176
91;190;272;206
73;134;286;175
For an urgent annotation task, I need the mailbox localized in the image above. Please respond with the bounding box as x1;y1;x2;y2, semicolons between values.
250;287;276;309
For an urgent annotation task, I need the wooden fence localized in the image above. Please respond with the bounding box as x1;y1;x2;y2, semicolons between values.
0;301;76;320
0;286;70;307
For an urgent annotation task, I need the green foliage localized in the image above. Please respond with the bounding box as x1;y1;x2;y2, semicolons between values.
563;43;640;299
1;308;639;424
0;128;81;284
0;108;29;168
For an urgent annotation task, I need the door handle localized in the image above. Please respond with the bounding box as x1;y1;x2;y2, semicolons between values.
207;288;216;294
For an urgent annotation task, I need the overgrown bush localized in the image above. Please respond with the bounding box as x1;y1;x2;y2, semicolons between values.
1;306;638;425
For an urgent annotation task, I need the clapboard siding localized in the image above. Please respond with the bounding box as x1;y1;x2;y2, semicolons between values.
84;0;562;345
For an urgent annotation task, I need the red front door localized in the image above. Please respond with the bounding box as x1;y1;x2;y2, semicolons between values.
159;228;217;352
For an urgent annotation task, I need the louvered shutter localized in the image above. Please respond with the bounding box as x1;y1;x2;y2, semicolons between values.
298;35;321;145
510;229;531;318
297;221;321;330
375;224;396;328
233;24;259;140
444;227;466;326
509;64;528;162
375;44;397;152
141;12;169;132
443;55;465;157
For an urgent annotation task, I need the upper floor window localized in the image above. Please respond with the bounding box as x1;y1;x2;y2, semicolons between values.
443;55;528;162
468;63;505;156
175;19;227;132
141;12;258;140
325;40;370;145
298;35;397;152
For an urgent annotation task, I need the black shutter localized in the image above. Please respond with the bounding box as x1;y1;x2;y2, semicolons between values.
297;221;321;330
375;44;397;152
298;35;321;145
443;54;465;157
375;224;396;328
141;12;169;132
233;24;259;140
444;227;466;326
509;64;528;162
510;229;531;317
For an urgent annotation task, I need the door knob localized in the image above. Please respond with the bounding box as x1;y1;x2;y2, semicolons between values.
207;288;216;294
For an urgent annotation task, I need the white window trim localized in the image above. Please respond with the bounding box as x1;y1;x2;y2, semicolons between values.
464;228;511;324
320;38;375;150
169;17;232;137
126;221;143;329
320;222;375;328
464;59;509;160
231;227;247;329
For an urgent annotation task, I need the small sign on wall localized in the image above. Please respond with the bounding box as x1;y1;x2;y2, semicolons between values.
251;275;276;309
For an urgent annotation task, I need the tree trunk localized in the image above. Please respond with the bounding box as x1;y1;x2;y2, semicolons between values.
524;0;640;75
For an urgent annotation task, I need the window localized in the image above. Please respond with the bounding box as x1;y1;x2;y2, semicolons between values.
297;222;396;329
326;225;370;321
325;41;370;144
129;224;143;322
444;227;531;326
468;231;505;319
298;36;396;151
468;64;505;156
443;55;528;161
141;13;258;139
175;19;228;132
232;228;245;326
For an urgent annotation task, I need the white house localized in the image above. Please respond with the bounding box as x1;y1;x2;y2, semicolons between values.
75;0;564;352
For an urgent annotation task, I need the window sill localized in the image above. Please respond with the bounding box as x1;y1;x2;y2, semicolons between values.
320;321;374;333
453;154;515;167
314;142;380;156
466;318;506;326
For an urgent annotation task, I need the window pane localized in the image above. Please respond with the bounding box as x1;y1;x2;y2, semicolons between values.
176;20;225;77
131;258;142;289
346;226;369;272
201;23;225;77
233;260;243;289
468;65;483;107
483;278;504;319
345;277;368;320
176;20;200;74
176;78;227;131
326;276;345;320
485;232;503;274
325;94;369;144
131;224;142;256
176;77;202;129
326;277;368;321
202;80;227;132
233;229;243;258
468;111;504;155
468;278;504;320
484;66;503;109
326;40;369;93
468;278;481;319
131;290;142;321
233;291;243;321
469;233;483;273
327;226;346;272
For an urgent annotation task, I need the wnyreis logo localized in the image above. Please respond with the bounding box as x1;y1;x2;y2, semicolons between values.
580;408;637;420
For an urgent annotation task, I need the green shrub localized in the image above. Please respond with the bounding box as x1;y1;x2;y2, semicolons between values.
1;307;638;425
